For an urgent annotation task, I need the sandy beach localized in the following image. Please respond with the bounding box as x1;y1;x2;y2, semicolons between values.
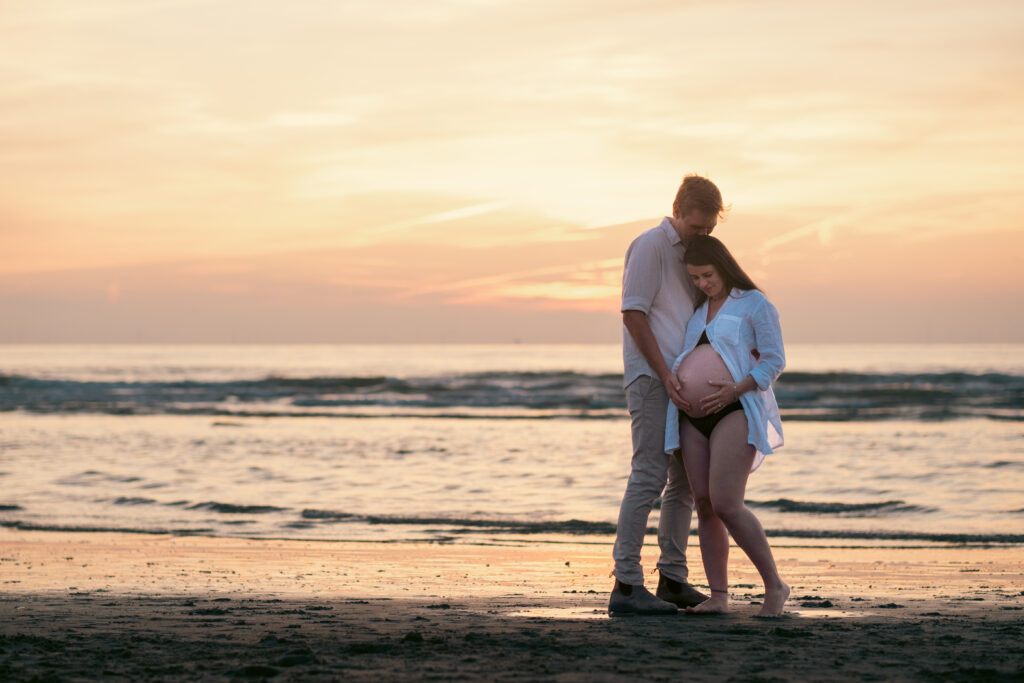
1;528;1022;681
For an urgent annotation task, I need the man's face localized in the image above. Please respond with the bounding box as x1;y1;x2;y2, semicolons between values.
675;209;718;245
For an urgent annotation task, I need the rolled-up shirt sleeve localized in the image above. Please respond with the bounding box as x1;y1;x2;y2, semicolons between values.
621;237;661;314
748;299;786;390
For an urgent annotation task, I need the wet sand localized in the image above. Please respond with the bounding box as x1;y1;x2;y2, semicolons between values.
1;528;1023;681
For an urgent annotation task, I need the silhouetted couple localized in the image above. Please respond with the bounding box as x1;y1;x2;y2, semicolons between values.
610;174;789;618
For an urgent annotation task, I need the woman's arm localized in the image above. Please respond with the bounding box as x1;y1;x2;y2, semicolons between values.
699;297;784;412
748;298;785;390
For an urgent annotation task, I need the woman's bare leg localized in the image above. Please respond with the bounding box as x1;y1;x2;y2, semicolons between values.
680;421;729;613
708;411;790;617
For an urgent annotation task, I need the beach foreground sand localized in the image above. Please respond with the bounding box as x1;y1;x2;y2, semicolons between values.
1;529;1022;681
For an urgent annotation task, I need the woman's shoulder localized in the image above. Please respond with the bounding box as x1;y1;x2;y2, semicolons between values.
731;288;768;305
732;289;779;318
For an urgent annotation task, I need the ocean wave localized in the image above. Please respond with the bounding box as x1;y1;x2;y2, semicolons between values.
1;370;1021;421
1;517;1021;545
300;509;617;535
111;497;158;506
187;502;291;514
747;499;935;515
0;521;213;535
984;460;1024;469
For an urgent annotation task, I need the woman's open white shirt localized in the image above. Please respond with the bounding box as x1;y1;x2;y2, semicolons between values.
664;288;785;471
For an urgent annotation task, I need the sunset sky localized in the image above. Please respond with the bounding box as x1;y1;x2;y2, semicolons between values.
2;0;1022;342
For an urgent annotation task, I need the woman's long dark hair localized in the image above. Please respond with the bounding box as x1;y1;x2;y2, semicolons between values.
683;235;760;308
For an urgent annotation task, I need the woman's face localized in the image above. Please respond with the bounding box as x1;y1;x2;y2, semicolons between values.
687;263;726;301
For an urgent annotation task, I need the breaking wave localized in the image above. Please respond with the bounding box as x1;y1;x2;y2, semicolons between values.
1;370;1021;421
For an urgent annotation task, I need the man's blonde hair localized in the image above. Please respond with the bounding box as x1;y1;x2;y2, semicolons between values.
672;174;728;219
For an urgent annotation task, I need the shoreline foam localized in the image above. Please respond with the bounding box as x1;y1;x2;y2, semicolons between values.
4;518;1024;546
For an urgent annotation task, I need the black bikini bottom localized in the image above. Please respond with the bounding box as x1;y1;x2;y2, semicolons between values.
680;402;743;440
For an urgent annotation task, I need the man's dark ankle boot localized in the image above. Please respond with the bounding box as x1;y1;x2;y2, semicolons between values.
655;574;708;608
608;579;677;617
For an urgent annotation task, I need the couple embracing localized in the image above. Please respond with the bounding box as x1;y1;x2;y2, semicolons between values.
610;174;789;618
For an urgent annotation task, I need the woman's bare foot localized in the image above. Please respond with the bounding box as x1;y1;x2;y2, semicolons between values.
685;592;728;614
756;581;790;617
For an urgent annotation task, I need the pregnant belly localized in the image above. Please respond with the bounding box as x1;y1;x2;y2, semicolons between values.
676;345;734;418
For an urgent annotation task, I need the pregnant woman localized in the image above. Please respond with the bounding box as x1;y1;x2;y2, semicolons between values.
664;235;789;617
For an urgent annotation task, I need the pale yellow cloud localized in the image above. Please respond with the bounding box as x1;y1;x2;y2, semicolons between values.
370;201;511;236
394;258;621;300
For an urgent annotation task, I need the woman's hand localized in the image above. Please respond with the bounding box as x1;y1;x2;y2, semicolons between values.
699;379;739;414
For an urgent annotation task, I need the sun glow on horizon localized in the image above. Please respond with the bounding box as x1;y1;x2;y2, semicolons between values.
1;0;1022;342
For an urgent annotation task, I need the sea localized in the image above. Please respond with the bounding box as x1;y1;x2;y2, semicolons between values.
1;344;1022;548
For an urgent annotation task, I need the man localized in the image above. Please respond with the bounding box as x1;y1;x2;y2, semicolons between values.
609;174;726;616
